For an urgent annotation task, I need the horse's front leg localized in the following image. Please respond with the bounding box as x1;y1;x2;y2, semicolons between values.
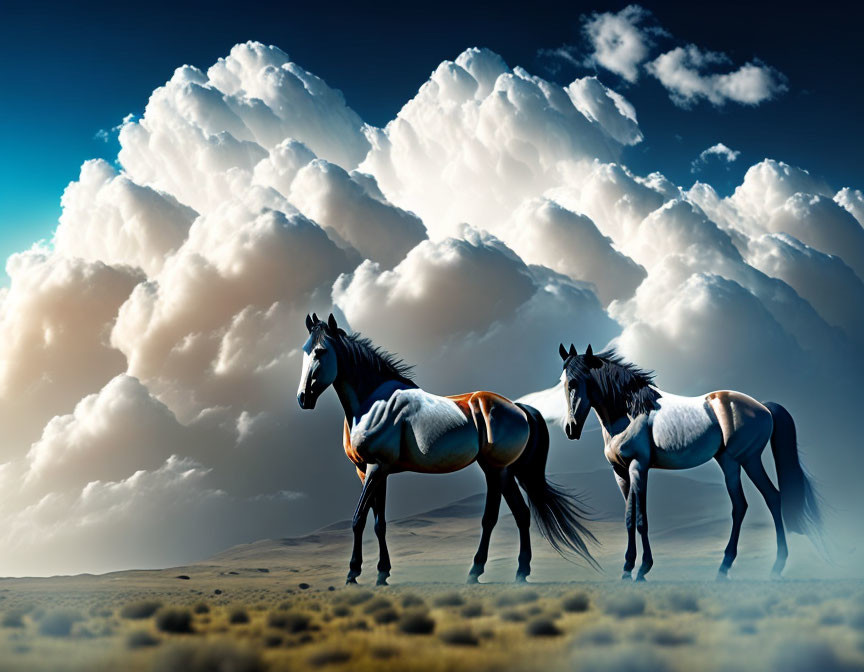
631;461;652;581
347;463;386;584
613;467;635;580
468;462;503;583
372;478;390;586
622;469;637;580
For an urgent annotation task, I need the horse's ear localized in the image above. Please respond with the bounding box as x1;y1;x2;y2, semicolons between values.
311;312;319;324
569;343;577;357
559;343;569;361
327;313;339;334
585;344;602;368
305;314;314;333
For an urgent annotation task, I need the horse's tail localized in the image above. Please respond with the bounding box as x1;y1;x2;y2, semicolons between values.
512;403;600;570
763;401;822;541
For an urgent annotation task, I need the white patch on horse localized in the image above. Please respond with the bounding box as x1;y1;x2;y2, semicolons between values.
350;389;475;471
297;350;313;397
648;389;723;469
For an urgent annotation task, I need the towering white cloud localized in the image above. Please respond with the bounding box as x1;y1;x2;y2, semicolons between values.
0;40;861;576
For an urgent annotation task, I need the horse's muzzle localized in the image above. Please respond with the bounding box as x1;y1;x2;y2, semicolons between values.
297;390;317;410
565;420;582;440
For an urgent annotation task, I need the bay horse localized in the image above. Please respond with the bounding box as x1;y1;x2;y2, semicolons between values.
296;313;597;585
558;343;821;581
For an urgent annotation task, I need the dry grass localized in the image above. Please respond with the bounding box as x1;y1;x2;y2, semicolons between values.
0;576;862;672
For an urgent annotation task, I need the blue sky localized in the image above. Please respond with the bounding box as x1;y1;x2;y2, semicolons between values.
1;0;862;278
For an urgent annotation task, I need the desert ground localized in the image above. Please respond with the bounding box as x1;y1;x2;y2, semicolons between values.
1;470;862;672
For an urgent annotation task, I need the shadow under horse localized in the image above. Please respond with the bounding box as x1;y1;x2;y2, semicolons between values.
296;313;598;585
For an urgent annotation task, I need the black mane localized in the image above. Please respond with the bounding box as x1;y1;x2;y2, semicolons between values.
337;332;417;387
311;324;417;392
567;348;660;417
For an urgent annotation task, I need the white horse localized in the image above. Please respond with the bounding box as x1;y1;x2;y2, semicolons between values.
558;343;821;581
295;313;598;585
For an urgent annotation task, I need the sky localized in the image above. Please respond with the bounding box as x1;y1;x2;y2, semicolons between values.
1;0;862;277
0;2;863;577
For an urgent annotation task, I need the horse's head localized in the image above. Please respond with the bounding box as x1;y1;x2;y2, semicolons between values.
559;342;602;440
297;312;343;409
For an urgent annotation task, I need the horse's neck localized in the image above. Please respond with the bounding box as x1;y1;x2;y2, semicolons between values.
333;376;411;427
591;392;631;440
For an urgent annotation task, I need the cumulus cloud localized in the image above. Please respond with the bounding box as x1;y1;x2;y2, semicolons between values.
647;45;787;107
690;142;740;172
359;47;642;240
582;5;660;82
0;40;862;576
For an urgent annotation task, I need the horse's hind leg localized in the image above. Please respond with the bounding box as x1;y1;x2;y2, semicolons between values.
715;451;747;579
502;472;531;582
372;479;390;586
468;462;503;583
742;457;788;578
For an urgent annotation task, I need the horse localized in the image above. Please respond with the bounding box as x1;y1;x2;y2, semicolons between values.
295;312;597;585
557;343;821;581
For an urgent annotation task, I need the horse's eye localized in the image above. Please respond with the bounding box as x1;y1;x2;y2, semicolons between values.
313;347;326;358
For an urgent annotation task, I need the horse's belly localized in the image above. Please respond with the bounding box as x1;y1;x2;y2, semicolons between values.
650;396;722;469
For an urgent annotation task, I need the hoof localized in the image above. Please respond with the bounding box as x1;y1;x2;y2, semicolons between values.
635;574;647;583
466;574;480;585
376;572;390;586
770;571;784;581
346;577;358;585
716;571;730;582
621;571;632;581
515;573;529;584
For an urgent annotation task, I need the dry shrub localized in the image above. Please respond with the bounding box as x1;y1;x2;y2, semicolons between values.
439;625;479;646
664;591;699;613
193;603;210;615
401;594;426;608
496;590;539;608
149;642;264;672
398;609;435;635
461;602;484;618
268;610;310;633
121;601;163;620
500;609;527;622
603;594;645;618
229;607;250;625
373;608;399;624
2;607;29;628
562;592;591;613
127;630;160;649
337;589;373;606
307;646;351;667
155;607;193;634
651;628;694;646
38;609;83;637
434;592;465;607
525;617;562;637
371;644;400;659
363;597;393;614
